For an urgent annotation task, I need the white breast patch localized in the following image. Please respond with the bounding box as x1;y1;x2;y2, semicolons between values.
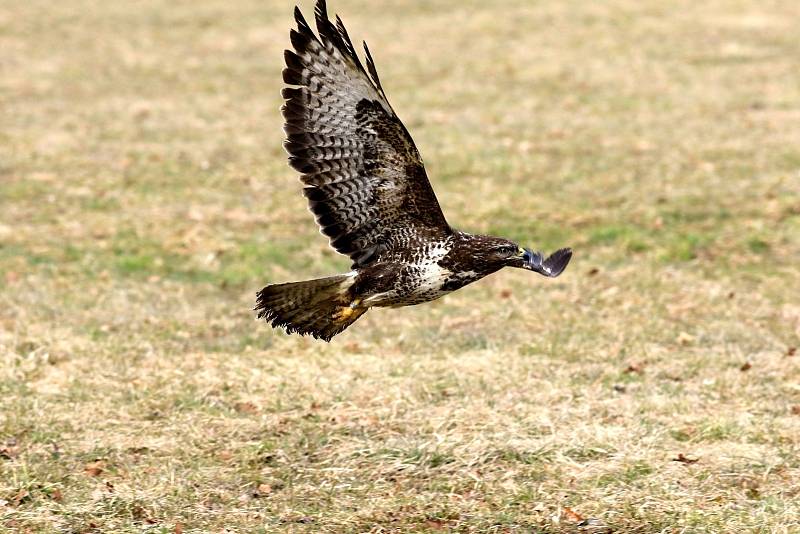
411;241;453;295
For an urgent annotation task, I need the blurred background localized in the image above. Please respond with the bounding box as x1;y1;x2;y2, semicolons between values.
1;0;799;531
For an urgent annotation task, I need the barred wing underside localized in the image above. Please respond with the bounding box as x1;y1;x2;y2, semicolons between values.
282;0;450;267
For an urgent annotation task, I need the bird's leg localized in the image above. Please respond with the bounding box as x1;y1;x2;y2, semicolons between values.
333;298;363;321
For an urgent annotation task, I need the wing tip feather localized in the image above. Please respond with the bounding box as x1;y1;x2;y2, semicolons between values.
290;1;384;98
362;40;384;93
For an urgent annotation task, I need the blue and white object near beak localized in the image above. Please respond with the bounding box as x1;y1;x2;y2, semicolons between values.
523;247;572;277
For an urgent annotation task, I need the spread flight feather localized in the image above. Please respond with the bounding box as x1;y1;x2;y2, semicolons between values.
282;0;449;268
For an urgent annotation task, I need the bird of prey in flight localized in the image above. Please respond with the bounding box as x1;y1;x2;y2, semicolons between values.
256;0;572;341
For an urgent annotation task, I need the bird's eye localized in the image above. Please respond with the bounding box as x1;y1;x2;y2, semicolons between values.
497;245;516;256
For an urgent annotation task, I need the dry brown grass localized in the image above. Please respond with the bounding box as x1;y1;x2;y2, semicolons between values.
2;0;800;532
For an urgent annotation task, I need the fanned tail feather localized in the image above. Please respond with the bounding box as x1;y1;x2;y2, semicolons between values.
255;274;366;342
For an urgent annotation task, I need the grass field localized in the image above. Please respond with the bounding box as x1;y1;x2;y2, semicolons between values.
2;0;800;531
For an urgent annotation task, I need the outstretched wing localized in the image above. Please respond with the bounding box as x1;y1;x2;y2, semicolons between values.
282;0;450;267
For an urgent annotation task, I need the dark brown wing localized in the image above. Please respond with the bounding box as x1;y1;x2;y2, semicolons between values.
282;0;450;267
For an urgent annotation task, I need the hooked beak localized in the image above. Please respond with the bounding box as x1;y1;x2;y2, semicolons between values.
516;247;573;278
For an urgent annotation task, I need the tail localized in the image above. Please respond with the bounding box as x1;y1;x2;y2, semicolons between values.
255;274;367;342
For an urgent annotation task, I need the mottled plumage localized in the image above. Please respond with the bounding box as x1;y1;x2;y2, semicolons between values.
256;0;572;341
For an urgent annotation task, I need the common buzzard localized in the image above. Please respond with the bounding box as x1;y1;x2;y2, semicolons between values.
256;0;572;341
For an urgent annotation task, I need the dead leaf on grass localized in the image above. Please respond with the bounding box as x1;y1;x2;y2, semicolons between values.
790;405;800;415
282;515;314;524
677;332;695;346
0;446;20;460
423;519;448;531
10;489;30;506
234;401;258;414
673;453;699;464
563;506;585;522
740;361;752;371
740;478;760;499
133;503;157;524
624;362;644;374
83;460;107;477
787;347;796;357
254;483;272;497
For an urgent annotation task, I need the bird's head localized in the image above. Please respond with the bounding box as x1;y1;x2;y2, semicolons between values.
474;236;573;278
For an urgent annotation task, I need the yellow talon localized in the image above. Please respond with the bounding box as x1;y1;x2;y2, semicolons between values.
334;299;362;322
337;307;355;320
